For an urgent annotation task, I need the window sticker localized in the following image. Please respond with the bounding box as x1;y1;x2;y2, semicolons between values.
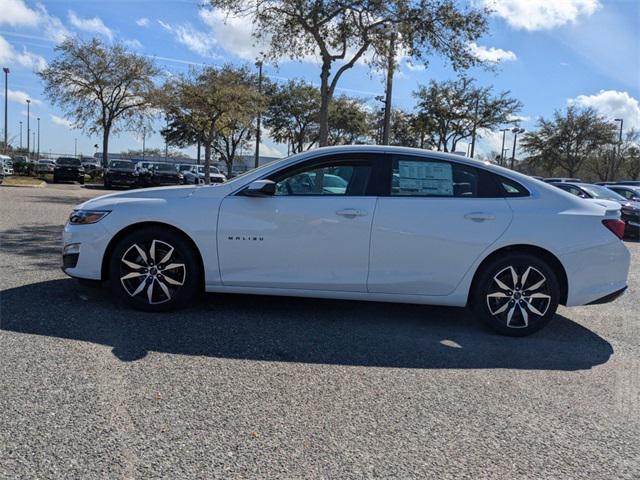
397;161;453;195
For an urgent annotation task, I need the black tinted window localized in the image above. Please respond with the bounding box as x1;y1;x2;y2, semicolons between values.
57;157;80;166
271;159;372;196
493;174;530;197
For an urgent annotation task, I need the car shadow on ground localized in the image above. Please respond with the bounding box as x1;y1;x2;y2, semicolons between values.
1;224;63;268
1;278;613;370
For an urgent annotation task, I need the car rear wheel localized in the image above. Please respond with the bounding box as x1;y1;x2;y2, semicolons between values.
472;254;560;337
109;227;201;311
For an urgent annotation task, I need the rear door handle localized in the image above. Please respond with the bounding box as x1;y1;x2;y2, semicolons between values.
336;208;367;217
464;212;496;222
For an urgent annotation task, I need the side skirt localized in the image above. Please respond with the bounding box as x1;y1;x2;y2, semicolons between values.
204;284;468;307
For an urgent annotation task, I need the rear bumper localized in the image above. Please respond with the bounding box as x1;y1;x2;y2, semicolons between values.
560;239;630;306
586;286;627;305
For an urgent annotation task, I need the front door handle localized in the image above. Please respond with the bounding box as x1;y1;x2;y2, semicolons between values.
464;212;496;222
336;208;367;217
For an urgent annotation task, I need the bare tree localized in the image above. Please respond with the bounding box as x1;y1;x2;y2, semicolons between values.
39;38;159;167
207;0;489;146
413;76;522;152
521;106;617;178
159;65;264;183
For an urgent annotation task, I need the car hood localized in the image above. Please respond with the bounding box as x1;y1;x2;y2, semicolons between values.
77;185;197;210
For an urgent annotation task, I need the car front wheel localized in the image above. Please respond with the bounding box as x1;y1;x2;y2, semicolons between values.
109;227;201;311
472;254;560;337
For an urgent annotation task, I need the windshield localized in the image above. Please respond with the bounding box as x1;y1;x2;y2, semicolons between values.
581;185;626;201
178;165;192;172
57;158;81;166
154;164;176;172
110;161;134;169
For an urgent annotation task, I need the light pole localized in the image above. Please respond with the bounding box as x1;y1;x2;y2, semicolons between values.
254;60;263;169
31;131;35;157
381;26;398;145
499;127;510;165
469;95;481;158
142;127;146;160
3;67;8;153
26;99;30;159
74;138;77;157
510;127;525;170
19;120;22;149
36;117;40;160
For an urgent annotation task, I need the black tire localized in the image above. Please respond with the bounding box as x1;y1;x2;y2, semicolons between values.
104;179;111;189
79;176;85;185
52;175;58;184
472;253;560;337
109;227;201;312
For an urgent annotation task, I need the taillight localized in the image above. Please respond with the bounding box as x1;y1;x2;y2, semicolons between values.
602;219;625;240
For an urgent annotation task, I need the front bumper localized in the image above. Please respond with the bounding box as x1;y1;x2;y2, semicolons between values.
55;170;84;180
61;222;112;280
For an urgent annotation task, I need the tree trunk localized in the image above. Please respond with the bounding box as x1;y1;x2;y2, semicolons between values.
318;61;331;147
102;127;110;168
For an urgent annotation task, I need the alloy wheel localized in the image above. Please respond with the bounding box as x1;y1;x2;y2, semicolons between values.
119;239;186;305
485;265;552;329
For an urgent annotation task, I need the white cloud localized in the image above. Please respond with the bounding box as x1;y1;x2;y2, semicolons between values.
468;42;517;63
0;0;40;27
123;39;143;50
0;34;48;71
51;115;73;129
508;115;531;124
483;0;600;31
404;61;425;72
0;88;42;105
198;9;263;61
0;1;69;42
68;11;113;41
136;17;150;28
158;20;218;58
569;90;640;130
38;4;70;43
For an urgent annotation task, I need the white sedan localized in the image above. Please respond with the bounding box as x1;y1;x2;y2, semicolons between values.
62;146;630;336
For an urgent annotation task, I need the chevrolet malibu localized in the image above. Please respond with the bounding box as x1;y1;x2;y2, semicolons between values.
62;146;630;336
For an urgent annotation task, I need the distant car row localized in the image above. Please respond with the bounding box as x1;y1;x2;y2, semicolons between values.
540;179;640;239
103;160;226;189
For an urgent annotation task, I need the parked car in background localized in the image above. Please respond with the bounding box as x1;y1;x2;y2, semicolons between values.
183;164;226;184
147;162;182;186
36;159;56;175
544;177;582;183
0;155;14;176
104;160;139;189
81;158;102;174
602;184;640;202
134;161;155;186
596;181;640;186
53;157;85;184
62;145;630;337
553;182;639;238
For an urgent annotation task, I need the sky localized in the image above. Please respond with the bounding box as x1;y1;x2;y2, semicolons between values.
0;0;638;159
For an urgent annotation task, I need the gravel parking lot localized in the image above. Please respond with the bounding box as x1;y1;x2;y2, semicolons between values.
1;183;639;479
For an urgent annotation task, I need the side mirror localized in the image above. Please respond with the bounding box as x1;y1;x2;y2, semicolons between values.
243;179;276;197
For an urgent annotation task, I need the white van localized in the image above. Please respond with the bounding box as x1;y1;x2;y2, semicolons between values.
0;155;14;176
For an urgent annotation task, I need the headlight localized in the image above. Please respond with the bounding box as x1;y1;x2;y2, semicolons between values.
69;210;110;225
